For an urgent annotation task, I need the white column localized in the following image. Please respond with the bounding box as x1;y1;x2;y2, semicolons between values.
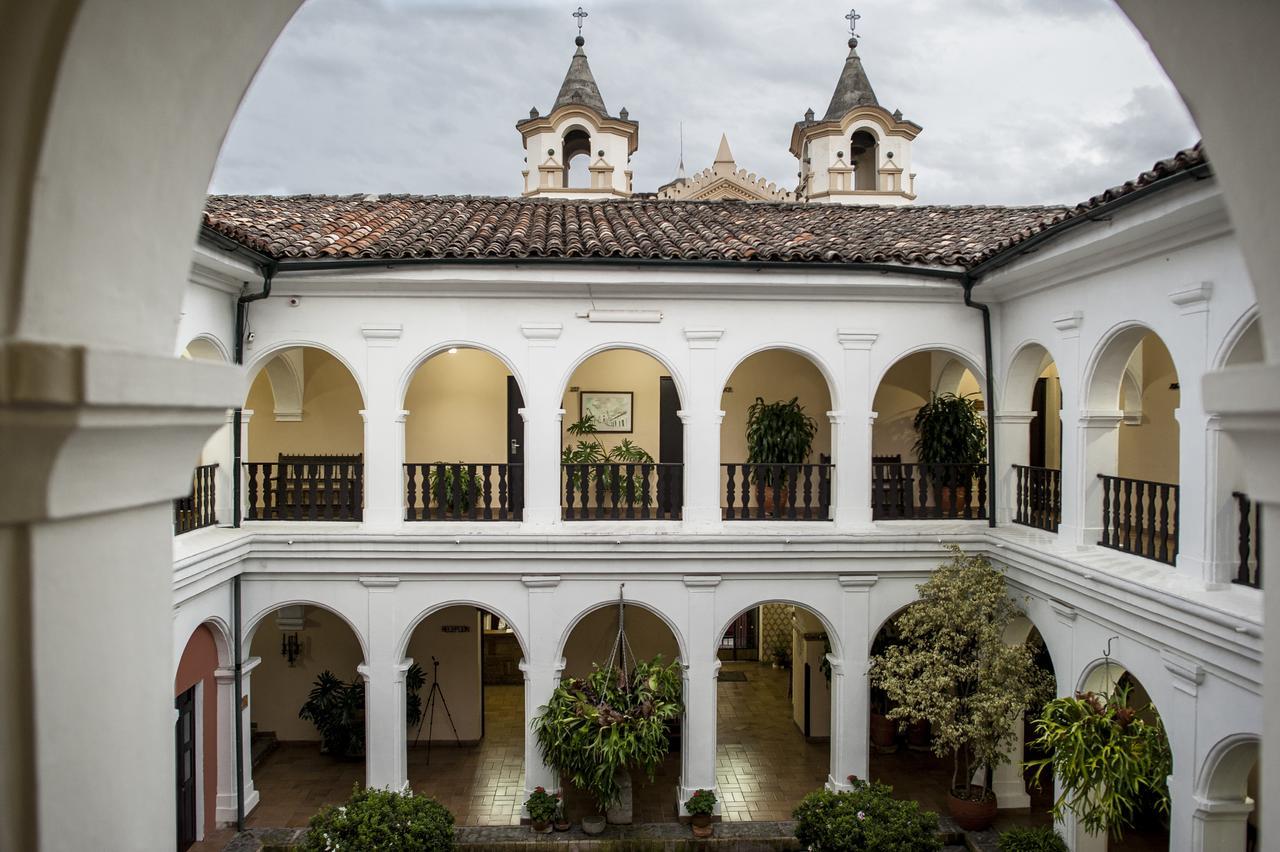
989;712;1031;809
1161;650;1205;852
1169;283;1214;582
237;656;262;816
361;324;405;531
681;328;725;531
519;324;564;528
358;576;407;791
1191;799;1254;852
213;667;241;825
834;331;877;530
994;412;1037;527
238;408;254;521
1073;412;1124;547
679;576;721;813
829;575;875;789
520;575;563;806
1052;312;1085;543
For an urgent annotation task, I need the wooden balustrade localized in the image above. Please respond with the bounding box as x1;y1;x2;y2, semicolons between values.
1012;464;1061;532
722;463;833;520
173;463;218;534
1097;473;1178;565
1232;491;1263;589
244;460;363;521
561;462;683;520
404;463;522;521
871;463;988;520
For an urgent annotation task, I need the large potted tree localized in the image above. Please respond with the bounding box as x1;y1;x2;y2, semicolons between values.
871;546;1053;831
745;396;819;516
911;392;986;513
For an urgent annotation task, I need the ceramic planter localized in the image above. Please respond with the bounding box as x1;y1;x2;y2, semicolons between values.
531;820;552;834
690;813;713;838
582;814;606;835
947;787;997;831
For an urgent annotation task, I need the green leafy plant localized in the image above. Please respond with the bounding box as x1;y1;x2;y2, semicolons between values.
532;655;683;814
912;392;987;468
745;396;819;486
792;780;942;852
998;826;1069;852
524;786;561;823
298;670;366;758
405;662;426;732
427;464;477;513
1025;686;1172;838
684;788;717;816
302;784;455;851
769;643;791;669
561;413;656;503
870;546;1054;803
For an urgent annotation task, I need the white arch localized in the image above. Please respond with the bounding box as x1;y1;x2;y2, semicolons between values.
397;340;530;410
176;617;234;671
557;341;690;409
261;349;304;421
1082;322;1181;411
180;333;231;364
1004;339;1061;412
243;339;369;409
1214;308;1262;370
556;598;689;666
395;599;530;663
1197;732;1261;802
712;599;843;661
872;342;986;394
717;342;842;412
243;599;369;664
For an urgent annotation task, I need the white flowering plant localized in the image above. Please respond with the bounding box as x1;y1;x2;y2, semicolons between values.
302;785;454;851
792;780;940;852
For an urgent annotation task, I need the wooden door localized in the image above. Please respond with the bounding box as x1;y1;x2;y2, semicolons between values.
175;686;197;851
507;376;525;516
658;376;682;515
1030;377;1048;468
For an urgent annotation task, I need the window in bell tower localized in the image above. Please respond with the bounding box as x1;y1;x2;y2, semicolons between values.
563;127;591;188
850;129;878;191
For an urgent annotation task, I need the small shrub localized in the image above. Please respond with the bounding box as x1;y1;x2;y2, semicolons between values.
998;826;1069;852
792;780;941;852
685;788;717;816
524;786;560;823
303;785;455;851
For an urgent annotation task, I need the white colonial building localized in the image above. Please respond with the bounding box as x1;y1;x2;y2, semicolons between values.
155;26;1267;852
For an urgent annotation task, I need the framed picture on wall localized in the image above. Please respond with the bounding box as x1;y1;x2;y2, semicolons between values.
580;390;634;433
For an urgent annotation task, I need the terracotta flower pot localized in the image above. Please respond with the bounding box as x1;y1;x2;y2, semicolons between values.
531;819;552;834
907;719;931;751
870;713;898;749
553;818;571;832
947;787;997;832
691;813;713;838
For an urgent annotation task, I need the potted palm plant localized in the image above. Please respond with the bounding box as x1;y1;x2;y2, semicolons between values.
745;396;818;516
912;392;987;513
562;414;656;507
870;547;1054;831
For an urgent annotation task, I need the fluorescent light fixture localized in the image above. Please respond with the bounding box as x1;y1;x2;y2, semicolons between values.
575;309;663;323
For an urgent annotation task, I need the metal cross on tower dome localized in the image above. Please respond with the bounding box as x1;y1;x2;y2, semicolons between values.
573;6;588;33
845;8;862;37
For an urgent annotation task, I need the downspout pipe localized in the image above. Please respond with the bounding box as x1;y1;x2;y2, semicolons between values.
233;574;244;830
232;265;274;527
962;274;998;529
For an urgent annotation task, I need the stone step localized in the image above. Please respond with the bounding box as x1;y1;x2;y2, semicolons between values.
250;730;278;769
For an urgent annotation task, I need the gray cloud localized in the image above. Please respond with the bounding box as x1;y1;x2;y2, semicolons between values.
210;0;1198;206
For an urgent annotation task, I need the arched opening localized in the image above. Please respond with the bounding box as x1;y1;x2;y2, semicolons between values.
563;127;591;188
174;339;233;534
1006;343;1064;533
402;606;526;825
850;129;879;191
1218;318;1264;587
245;604;367;828
716;602;833;821
243;346;366;521
1086;328;1181;564
403;347;525;521
720;349;834;520
174;624;225;847
871;350;987;519
1074;662;1173;851
556;601;683;823
1197;735;1261;852
561;349;683;520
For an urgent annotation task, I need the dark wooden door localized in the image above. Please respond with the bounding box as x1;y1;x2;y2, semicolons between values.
507;376;525;515
175;686;197;851
658;376;682;514
1030;377;1048;468
719;609;758;660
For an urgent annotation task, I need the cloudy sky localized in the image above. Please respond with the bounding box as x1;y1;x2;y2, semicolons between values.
210;0;1199;206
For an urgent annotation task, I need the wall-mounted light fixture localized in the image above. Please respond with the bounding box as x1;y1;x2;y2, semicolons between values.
281;632;301;667
574;309;663;323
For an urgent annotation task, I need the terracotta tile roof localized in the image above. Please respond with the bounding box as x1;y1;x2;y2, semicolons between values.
201;145;1207;271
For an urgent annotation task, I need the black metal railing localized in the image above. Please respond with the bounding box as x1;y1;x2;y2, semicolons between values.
1013;464;1061;532
174;463;218;534
871;463;988;520
1097;473;1178;565
404;463;522;521
1232;492;1262;589
561;462;683;520
244;461;363;521
722;463;833;520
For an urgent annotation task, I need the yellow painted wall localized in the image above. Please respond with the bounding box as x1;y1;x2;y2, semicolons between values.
246;348;364;460
561;350;671;460
720;350;832;463
872;353;982;462
1040;362;1063;468
1118;334;1180;484
790;608;832;739
248;606;364;742
562;605;680;680
405;606;484;743
404;349;510;463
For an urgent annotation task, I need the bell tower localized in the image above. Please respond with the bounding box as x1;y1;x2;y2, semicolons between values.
517;7;638;198
791;9;922;205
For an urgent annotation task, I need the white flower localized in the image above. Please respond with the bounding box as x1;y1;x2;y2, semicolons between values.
857;810;866;820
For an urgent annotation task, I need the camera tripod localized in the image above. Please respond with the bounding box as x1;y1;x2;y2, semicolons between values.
416;655;461;765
